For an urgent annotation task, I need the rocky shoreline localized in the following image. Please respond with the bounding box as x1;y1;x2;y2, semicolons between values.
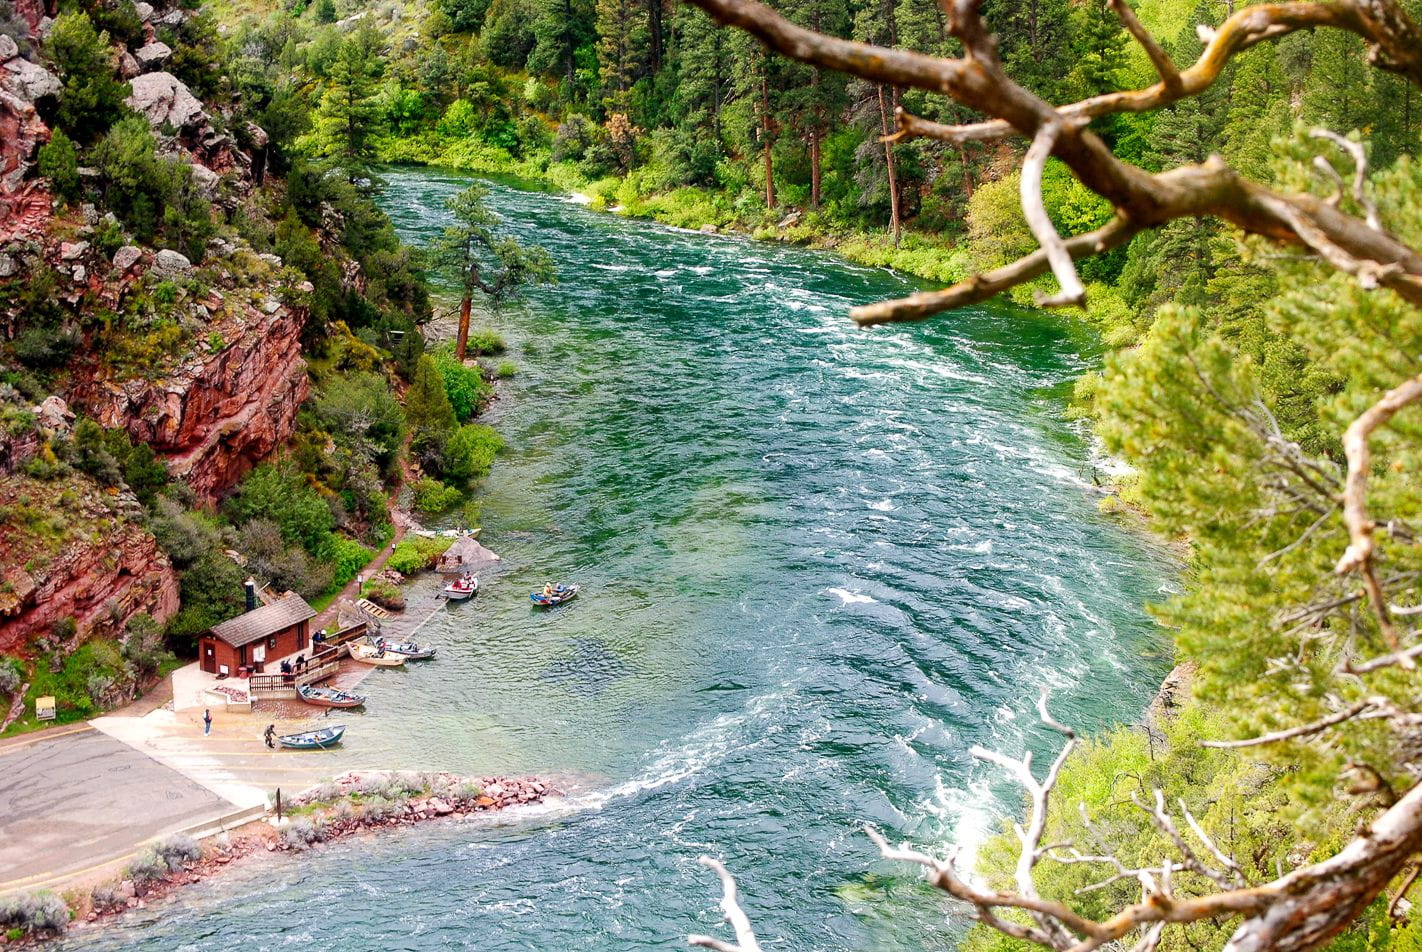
3;771;557;946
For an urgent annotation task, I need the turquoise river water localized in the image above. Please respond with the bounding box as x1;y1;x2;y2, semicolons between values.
67;169;1172;950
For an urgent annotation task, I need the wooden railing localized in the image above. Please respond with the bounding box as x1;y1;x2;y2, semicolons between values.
247;622;370;700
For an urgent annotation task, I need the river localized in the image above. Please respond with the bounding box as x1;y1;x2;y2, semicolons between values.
66;169;1171;951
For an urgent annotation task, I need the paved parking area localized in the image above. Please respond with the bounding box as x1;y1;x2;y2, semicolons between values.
0;726;235;891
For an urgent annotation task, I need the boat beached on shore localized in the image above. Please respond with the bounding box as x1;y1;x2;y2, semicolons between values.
348;641;406;667
278;724;346;749
296;684;367;708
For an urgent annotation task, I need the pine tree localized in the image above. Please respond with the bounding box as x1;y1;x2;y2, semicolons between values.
429;185;556;361
45;12;127;143
781;0;848;208
306;25;385;175
529;0;596;87
406;354;458;468
596;0;650;111
852;0;904;241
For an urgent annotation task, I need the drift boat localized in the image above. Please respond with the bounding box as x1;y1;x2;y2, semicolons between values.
296;684;366;708
442;574;478;601
531;583;579;607
375;638;436;660
347;641;406;667
278;724;346;749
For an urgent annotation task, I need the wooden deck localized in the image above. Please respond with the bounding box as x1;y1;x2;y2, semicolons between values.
248;622;369;700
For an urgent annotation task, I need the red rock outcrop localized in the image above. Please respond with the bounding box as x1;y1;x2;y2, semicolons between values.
73;295;309;504
0;476;179;658
0;41;55;243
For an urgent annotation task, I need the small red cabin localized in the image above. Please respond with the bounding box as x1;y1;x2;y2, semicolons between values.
199;592;316;676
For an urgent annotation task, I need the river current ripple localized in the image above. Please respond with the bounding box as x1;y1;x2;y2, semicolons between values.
67;170;1170;951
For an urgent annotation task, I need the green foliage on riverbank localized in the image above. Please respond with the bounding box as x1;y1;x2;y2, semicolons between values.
387;535;454;574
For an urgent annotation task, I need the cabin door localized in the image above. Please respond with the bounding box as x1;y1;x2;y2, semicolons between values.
201;643;217;674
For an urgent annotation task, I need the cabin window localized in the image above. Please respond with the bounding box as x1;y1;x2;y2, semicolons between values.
268;636;277;650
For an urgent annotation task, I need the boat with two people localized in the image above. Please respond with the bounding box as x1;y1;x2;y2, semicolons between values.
373;637;437;660
442;573;479;601
531;582;579;607
348;640;406;667
296;684;367;708
277;724;346;749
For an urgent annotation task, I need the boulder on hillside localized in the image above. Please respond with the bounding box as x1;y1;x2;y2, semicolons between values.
2;56;60;103
133;1;154;20
0;34;18;61
134;41;171;70
112;246;143;273
126;71;205;130
153;248;192;276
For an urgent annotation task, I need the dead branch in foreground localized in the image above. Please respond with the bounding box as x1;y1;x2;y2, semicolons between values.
683;0;1422;328
690;699;1422;952
673;1;1422;948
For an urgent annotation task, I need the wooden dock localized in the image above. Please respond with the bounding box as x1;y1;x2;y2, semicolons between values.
248;622;368;701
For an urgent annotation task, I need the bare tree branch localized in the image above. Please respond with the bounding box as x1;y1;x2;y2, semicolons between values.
1336;373;1422;661
851;215;1142;326
884;106;1012;145
1106;0;1181;92
1200;697;1395;748
1021;119;1088;308
688;857;764;952
685;0;1422;326
1310;129;1382;231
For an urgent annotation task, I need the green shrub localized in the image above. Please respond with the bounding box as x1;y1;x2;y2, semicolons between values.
386;536;452;575
280;817;328;850
318;534;374;588
412;477;462;515
125;847;168;884
92;117;214;259
495;360;517;379
430;344;490;422
465;329;506;355
0;658;21;696
225;464;336;556
45;12;126;143
441;424;502;486
0;891;69;935
37;128;80;202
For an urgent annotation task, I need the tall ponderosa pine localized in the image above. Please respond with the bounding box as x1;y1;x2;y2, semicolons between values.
852;0;904;242
595;0;650;111
781;0;848;208
307;25;385;174
529;0;596;87
429;185;556;361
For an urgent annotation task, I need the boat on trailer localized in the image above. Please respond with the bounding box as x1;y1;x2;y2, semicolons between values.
278;724;346;749
531;583;579;607
347;641;406;667
296;684;367;708
442;574;479;601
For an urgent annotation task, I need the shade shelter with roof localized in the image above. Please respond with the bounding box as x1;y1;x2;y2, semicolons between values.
436;535;502;575
198;591;316;676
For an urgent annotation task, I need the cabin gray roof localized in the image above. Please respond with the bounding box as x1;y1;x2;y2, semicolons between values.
208;593;316;647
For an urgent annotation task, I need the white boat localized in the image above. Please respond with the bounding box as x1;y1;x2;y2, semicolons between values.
443;574;479;601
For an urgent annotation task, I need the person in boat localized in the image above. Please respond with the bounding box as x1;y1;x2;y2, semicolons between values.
543;583;554;598
263;724;276;749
